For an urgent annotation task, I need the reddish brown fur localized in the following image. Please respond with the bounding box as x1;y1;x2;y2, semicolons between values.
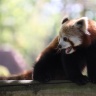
0;70;32;80
88;20;96;42
36;36;59;61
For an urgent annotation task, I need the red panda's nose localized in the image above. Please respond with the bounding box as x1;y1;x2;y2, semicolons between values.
58;44;62;48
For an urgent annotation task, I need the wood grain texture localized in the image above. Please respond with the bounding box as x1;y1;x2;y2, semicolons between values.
0;80;96;96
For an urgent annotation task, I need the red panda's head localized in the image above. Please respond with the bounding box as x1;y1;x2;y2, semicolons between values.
58;17;91;54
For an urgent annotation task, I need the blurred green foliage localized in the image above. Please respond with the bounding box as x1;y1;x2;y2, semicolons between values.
0;0;96;66
0;0;62;65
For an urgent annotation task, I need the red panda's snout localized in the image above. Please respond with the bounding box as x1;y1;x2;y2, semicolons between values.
58;38;76;54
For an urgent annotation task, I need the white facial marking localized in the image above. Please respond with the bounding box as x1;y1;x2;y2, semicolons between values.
70;36;82;46
58;34;82;54
59;38;71;49
59;37;76;54
59;35;82;49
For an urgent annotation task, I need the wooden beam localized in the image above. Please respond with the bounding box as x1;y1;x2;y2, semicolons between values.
0;80;96;96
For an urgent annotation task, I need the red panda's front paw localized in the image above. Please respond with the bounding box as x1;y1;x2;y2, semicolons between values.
33;74;51;83
89;78;96;84
71;75;89;85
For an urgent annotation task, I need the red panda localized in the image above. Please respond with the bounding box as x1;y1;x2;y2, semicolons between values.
33;17;96;85
1;17;96;85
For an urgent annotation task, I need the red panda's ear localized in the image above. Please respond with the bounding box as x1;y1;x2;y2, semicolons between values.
62;17;69;24
75;17;90;35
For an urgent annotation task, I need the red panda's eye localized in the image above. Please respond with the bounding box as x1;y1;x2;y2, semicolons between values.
63;37;68;41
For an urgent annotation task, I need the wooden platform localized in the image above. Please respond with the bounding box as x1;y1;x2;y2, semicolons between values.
0;80;96;96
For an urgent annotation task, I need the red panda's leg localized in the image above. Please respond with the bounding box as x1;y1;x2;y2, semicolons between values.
61;50;88;85
33;36;65;82
86;47;96;83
